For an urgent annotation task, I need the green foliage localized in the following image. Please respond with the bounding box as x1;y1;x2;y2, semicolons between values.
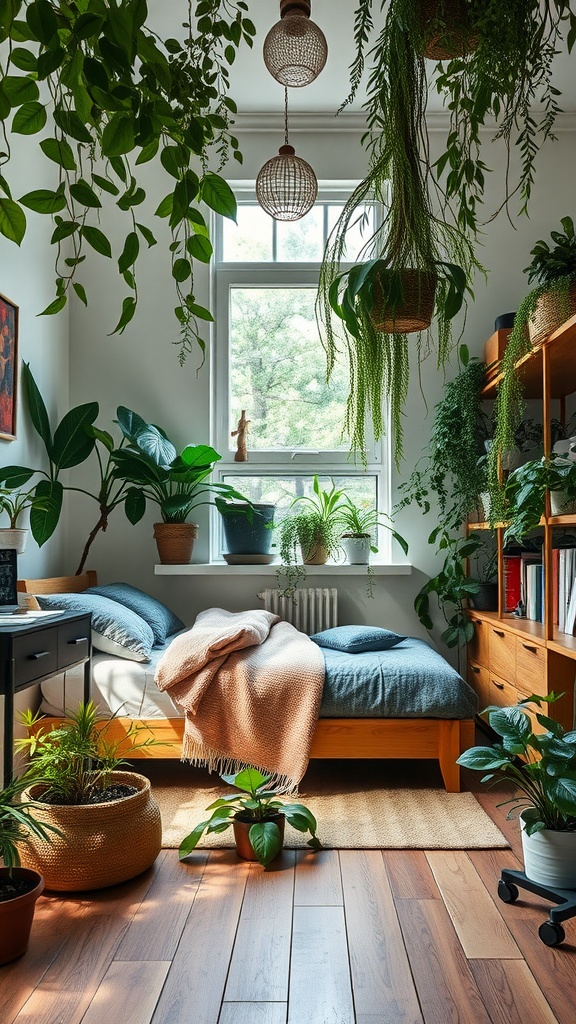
503;455;576;543
0;0;255;359
457;693;576;834
178;767;322;867
0;769;60;870
524;216;576;288
0;481;54;528
414;529;481;654
15;701;162;805
317;4;480;463
277;476;348;596
111;406;247;524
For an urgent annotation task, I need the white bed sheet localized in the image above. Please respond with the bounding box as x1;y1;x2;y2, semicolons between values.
40;631;187;720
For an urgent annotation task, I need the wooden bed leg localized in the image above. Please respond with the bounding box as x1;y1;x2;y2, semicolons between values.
438;720;462;793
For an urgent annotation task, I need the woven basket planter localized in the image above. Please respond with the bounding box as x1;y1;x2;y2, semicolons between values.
528;283;576;349
19;771;162;892
370;269;437;334
420;0;478;59
153;522;198;564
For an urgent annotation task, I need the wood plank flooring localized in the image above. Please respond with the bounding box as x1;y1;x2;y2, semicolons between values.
3;759;575;1024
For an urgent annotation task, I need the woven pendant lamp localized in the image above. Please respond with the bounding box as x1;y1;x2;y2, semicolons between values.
263;0;328;88
256;88;318;221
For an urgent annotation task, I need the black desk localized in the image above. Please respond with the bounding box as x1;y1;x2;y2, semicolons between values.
0;611;92;784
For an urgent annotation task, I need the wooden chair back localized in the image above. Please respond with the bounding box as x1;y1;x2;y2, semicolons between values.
17;570;98;608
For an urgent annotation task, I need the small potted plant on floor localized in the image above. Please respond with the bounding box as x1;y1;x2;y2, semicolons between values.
457;693;576;891
16;701;163;891
0;770;59;965
178;767;322;867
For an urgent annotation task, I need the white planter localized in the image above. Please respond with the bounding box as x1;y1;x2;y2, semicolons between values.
521;824;576;889
341;534;371;565
549;490;576;516
0;528;28;553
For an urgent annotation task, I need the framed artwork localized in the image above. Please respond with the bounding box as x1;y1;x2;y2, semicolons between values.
0;292;18;441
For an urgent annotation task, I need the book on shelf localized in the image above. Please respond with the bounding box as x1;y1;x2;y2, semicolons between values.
524;561;543;623
503;554;522;613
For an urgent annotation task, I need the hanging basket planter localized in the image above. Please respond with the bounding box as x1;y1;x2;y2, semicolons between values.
370;269;437;334
420;0;478;60
528;283;576;349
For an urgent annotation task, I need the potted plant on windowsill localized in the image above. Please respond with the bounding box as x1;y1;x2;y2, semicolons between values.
178;767;322;867
15;702;163;892
215;497;276;564
111;407;248;564
0;769;60;965
338;495;408;566
457;693;576;893
277;476;347;596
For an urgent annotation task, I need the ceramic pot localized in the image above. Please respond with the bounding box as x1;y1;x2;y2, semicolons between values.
469;582;498;612
0;528;28;553
232;813;285;862
521;822;576;889
341;534;371;565
219;502;275;556
153;522;198;564
20;771;162;892
549;490;576;516
301;541;329;565
0;867;44;964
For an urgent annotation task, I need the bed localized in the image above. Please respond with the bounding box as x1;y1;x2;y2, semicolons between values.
17;572;477;792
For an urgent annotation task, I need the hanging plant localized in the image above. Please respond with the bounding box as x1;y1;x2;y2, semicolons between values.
317;5;480;463
0;0;255;362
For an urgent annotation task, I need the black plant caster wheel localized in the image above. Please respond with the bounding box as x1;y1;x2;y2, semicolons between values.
539;921;565;947
498;879;519;904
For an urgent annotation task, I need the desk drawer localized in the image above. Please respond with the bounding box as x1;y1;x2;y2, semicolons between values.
515;637;546;696
467;662;490;711
489;673;518;708
467;616;489;668
13;628;58;686
489;626;516;682
58;615;91;669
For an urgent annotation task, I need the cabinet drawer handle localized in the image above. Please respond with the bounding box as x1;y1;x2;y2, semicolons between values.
493;630;505;637
68;637;88;645
522;643;538;654
470;665;480;674
493;680;504;690
30;650;50;660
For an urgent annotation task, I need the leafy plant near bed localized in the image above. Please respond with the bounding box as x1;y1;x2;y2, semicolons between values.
317;5;479;465
414;529;483;659
178;767;322;867
0;1;255;361
488;217;576;516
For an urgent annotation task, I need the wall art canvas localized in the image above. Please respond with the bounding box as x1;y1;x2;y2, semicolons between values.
0;293;18;441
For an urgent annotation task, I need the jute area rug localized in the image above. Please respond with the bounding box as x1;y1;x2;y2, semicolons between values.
150;760;509;851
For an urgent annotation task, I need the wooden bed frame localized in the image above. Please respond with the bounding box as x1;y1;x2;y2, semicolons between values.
18;572;475;793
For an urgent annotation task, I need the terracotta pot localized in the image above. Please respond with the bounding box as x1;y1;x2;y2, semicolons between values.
19;771;162;892
153;522;198;564
0;867;44;965
370;269;437;334
233;814;285;862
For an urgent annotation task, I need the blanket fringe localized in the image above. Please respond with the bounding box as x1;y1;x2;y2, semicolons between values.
181;735;299;794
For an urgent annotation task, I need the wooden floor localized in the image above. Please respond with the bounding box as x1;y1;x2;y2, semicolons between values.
2;756;575;1024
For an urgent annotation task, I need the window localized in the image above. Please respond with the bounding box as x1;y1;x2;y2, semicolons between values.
212;190;389;561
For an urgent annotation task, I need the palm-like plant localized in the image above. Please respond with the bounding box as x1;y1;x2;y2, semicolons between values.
0;771;59;870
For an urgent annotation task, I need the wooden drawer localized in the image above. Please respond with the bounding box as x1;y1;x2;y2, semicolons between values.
467;662;490;711
488;673;518;708
12;627;59;687
489;626;516;682
467;616;489;668
515;637;547;697
58;614;91;670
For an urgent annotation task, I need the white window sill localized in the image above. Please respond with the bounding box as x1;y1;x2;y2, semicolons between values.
154;561;412;576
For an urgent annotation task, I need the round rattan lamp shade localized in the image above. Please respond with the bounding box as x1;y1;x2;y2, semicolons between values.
264;10;328;87
256;145;318;221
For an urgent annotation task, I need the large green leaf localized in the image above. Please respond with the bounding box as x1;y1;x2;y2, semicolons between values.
487;707;532;752
40;137;77;171
124;486;146;524
2;74;39;106
0;198;26;244
30;479;63;546
52;403;99;470
548;774;576;816
12;100;46;134
26;0;59;44
112;449;165;486
22;362;51;449
456;746;514;771
200;172;237;220
81;225;112;257
180;444;220;470
70;179;102;208
178;819;212;859
19;189;66;214
222;768;269;793
248;821;283;866
133;425;177;467
101;113;135;157
0;466;35;487
115;406;148;443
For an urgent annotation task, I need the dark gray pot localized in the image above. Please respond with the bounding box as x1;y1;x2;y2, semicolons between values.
470;582;498;612
219;502;275;555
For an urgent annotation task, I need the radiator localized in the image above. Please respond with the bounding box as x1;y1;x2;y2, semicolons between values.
257;587;338;635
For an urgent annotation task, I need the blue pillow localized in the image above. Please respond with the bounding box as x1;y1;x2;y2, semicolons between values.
87;582;184;645
310;625;407;653
36;593;154;662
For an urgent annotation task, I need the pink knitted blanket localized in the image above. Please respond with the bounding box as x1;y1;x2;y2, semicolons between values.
154;607;325;790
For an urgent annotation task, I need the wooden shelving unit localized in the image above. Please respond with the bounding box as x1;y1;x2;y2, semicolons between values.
466;315;576;730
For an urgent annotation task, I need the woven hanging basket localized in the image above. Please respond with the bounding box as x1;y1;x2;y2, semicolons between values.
370;269;437;334
528;283;576;349
421;0;478;59
153;522;198;564
19;771;162;892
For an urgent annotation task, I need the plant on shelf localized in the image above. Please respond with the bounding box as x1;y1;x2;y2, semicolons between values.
111;406;248;563
467;540;498;612
489;217;576;512
277;476;348;596
178;767;322;867
457;693;576;892
0;1;255;362
14;701;163;891
414;529;483;661
0;480;55;553
503;454;576;544
317;5;479;464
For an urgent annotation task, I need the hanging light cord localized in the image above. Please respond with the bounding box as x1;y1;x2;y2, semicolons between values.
284;86;289;146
